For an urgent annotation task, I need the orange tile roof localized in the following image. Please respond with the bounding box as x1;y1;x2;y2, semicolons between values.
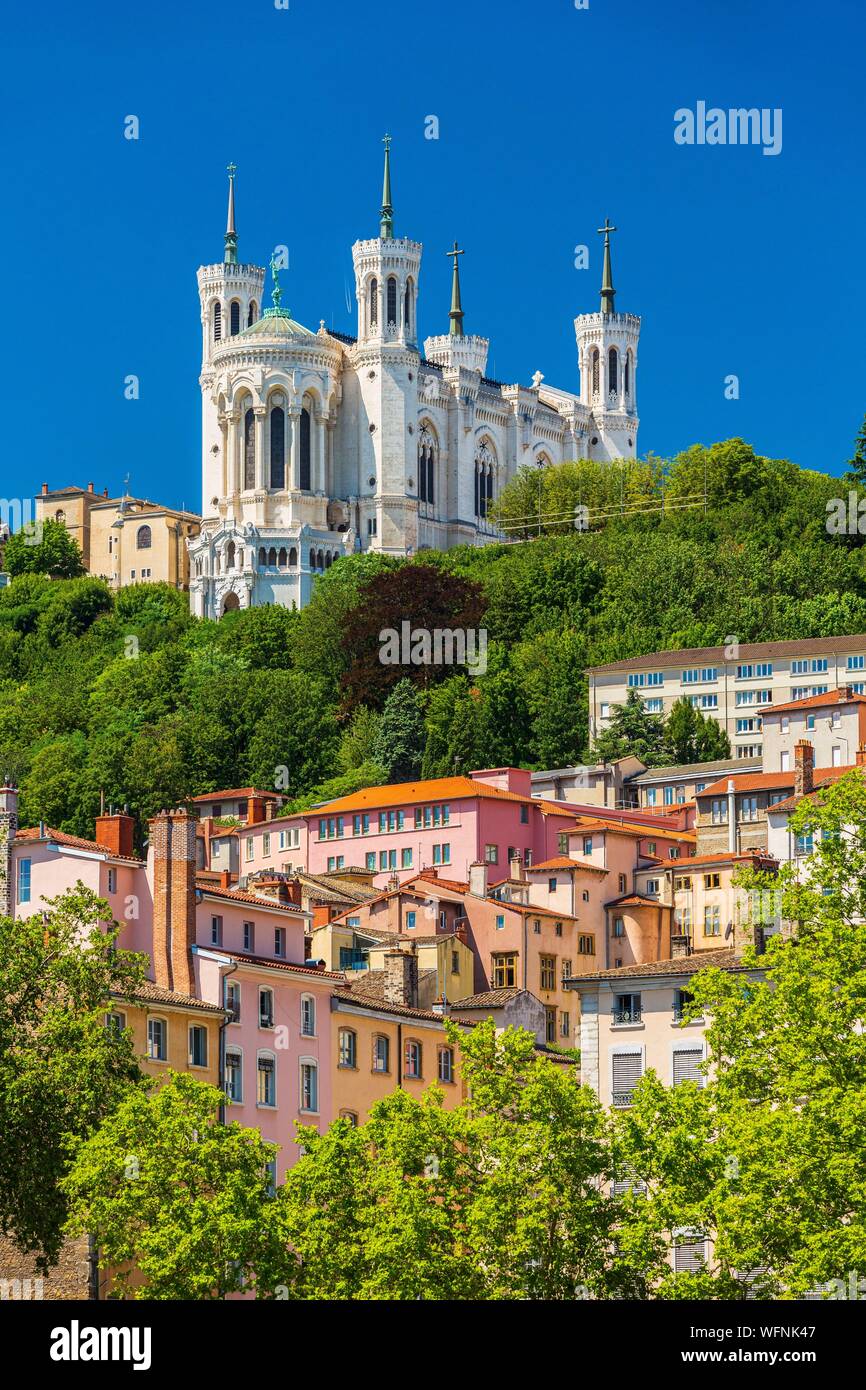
569;817;696;844
566;947;748;982
605;893;667;908
14;826;143;864
195;880;308;915
765;767;865;814
664;851;778;871
765;688;866;716
191;788;281;803
301;775;571;818
527;855;609;875
223;949;345;981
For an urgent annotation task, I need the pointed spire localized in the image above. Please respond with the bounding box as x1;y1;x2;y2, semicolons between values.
224;163;238;265
597;217;617;315
380;134;394;239
446;241;465;336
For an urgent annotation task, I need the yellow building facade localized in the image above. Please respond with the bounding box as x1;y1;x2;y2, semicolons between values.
36;483;200;591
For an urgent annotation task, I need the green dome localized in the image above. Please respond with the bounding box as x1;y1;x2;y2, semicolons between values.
238;307;316;341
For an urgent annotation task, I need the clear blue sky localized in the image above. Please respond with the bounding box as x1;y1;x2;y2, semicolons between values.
3;0;864;512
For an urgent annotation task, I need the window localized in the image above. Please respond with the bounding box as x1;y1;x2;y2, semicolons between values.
484;844;498;864
740;796;758;821
262;832;271;857
369;276;378;326
225;1048;242;1102
780;750;790;772
495;913;505;930
404;1040;422;1079
386;277;397;325
557;832;568;854
365;852;376;871
213;300;222;339
533;918;541;935
704;904;721;936
792;657;828;675
644;697;663;713
210;915;222;947
244;407;255;489
703;873;721;889
373;1034;390;1073
18;858;31;904
710;798;728;825
451;949;460;973
555;921;563;937
107;867;117;894
613;993;642;1025
438;1046;454;1083
548;877;557;893
577;934;595;955
612;916;625;938
259;988;274;1029
299;408;311;491
245;836;254;861
832;746;843;767
274;927;286;958
338;1028;357;1069
544;1006;556;1044
795;831;814;856
627;671;664;688
674;875;692;891
540;955;556;990
672;988;694;1022
520;804;529;824
673;1047;704;1086
682;667;718;683
806;714;816;730
299;1060;318;1112
147;1017;167;1061
612;1051;643;1107
401;847;412;868
432;843;450;865
136;524;152;550
226;980;241;1022
560;1011;570;1039
645;879;659;896
243;921;254;953
674;1233;707;1273
269;405;285;489
257;1053;276;1107
189;1025;208;1068
647;842;657;856
106;1011;126;1036
492;953;517;988
583;836;593;856
301;995;316;1037
688;693;718;710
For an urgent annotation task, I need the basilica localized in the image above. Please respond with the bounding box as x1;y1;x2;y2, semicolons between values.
188;142;641;617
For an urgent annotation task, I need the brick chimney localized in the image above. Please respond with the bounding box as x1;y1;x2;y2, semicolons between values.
670;934;692;958
149;810;197;995
41;482;48;495
383;947;418;1009
0;784;19;918
95;812;136;860
247;797;265;825
468;861;488;898
794;740;814;798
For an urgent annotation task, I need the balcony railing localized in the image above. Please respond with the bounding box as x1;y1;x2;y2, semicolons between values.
612;1090;636;1108
612;1007;642;1025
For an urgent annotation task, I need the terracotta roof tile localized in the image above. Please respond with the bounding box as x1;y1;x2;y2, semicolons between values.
450;987;523;1008
298;775;571;818
120;980;226;1016
528;855;609;875
195;880;308;915
765;687;866;716
14;826;142;864
566;947;750;983
190;788;281;803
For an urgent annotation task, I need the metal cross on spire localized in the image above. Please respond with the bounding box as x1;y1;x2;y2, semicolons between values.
446;241;465;336
380;133;394;239
224;162;238;264
597;218;617;315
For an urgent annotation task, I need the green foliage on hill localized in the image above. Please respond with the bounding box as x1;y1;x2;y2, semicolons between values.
2;438;864;842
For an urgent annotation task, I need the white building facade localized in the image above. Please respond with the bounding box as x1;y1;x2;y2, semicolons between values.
189;149;641;617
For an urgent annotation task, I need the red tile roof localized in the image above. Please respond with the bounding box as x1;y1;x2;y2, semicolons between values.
14;826;142;864
765;687;866;715
195;880;308;915
697;767;850;797
665;850;778;871
295;775;571;818
221;949;345;981
190;788;281;803
528;855;609;875
569;817;696;844
566;947;749;982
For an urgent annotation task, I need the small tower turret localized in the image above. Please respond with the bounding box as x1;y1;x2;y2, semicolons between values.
424;242;489;374
573;218;640;461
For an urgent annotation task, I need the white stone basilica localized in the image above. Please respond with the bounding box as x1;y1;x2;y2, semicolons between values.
189;144;641;617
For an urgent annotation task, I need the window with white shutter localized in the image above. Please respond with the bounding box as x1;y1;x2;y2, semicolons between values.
674;1234;707;1273
672;1048;704;1087
611;1051;643;1107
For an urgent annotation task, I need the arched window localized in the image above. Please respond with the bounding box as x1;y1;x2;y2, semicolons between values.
369;277;378;327
418;425;436;506
277;547;287;566
267;547;277;566
608;347;618;399
258;547;267;565
404;1038;422;1080
226;540;235;569
386;277;397;327
222;592;240;614
136;525;152;550
300;1059;318;1112
590;348;600;397
404;280;412;334
299;407;311;490
230;301;240;336
247;301;257;327
474;440;495;520
301;995;316;1037
317;549;324;570
438;1045;454;1083
338;1028;357;1069
288;546;297;567
55;509;65;523
269;405;285;489
244;408;255;489
325;552;332;569
256;1050;276;1107
625;351;631;398
372;1033;390;1073
213;301;222;340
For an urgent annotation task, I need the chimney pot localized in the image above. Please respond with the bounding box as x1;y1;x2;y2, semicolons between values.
87;482;94;493
41;483;48;494
383;947;418;1009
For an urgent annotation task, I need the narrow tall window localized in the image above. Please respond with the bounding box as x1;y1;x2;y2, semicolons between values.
299;408;311;490
247;300;257;326
591;348;599;396
136;524;152;550
404;280;412;334
369;277;378;327
244;408;255;489
270;406;285;489
213;301;222;340
387;277;397;327
608;347;618;398
230;301;240;336
624;351;631;397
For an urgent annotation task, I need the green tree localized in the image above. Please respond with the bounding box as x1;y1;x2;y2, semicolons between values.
664;695;731;764
63;1071;284;1299
3;517;86;579
0;886;146;1268
590;688;671;766
843;413;866;486
373;678;426;783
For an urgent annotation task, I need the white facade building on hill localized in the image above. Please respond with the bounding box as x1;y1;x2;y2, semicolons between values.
188;144;641;617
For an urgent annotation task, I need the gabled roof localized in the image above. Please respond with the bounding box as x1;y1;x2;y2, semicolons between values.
217;948;344;981
333;970;446;1022
766;766;866;815
628;757;756;784
527;855;609;876
696;767;853;798
299;775;571;817
195;879;308;916
566;947;749;983
605;893;668;909
191;787;280;803
664;850;778;871
14;826;142;865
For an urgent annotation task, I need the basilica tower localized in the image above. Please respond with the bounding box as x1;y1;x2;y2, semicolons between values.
574;219;640;461
196;166;265;517
350;137;422;554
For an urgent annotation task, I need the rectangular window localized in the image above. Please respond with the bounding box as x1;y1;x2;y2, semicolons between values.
401;847;412;868
484;844;498;864
545;1006;556;1044
646;788;657;805
704;904;721;936
612;1051;643;1107
406;910;416;929
612;916;625;938
274;927;286;958
663;786;674;805
388;849;397;870
404;1040;422;1080
379;851;388;870
578;934;595;955
257;1055;275;1107
226;1049;242;1102
740;796;758;822
107;867;117;894
245;836;254;861
557;832;568;854
540;955;556;991
613;992;641;1025
704;873;721;889
18;858;31;904
365;852;376;871
674;1234;707;1273
495;913;505;929
645;879;659;896
847;655;865;670
674;875;692;891
673;1048;704;1086
259;989;274;1029
300;1062;318;1112
241;921;254;953
583;836;593;856
226;979;241;1022
796;832;814;856
548;877;557;893
710;798;728;825
520;805;529;824
644;697;663;713
262;832;271;857
147;1017;166;1062
492;953;517;988
560;1011;570;1039
438;1046;454;1084
189;1025;208;1068
373;1034;390;1073
210;915;222;947
301;996;315;1037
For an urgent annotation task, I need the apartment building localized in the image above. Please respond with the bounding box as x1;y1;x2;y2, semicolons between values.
35;482;201;590
586;634;866;756
626;756;760;810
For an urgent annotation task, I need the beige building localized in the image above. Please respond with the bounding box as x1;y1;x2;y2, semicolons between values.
36;482;200;590
587;635;866;758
